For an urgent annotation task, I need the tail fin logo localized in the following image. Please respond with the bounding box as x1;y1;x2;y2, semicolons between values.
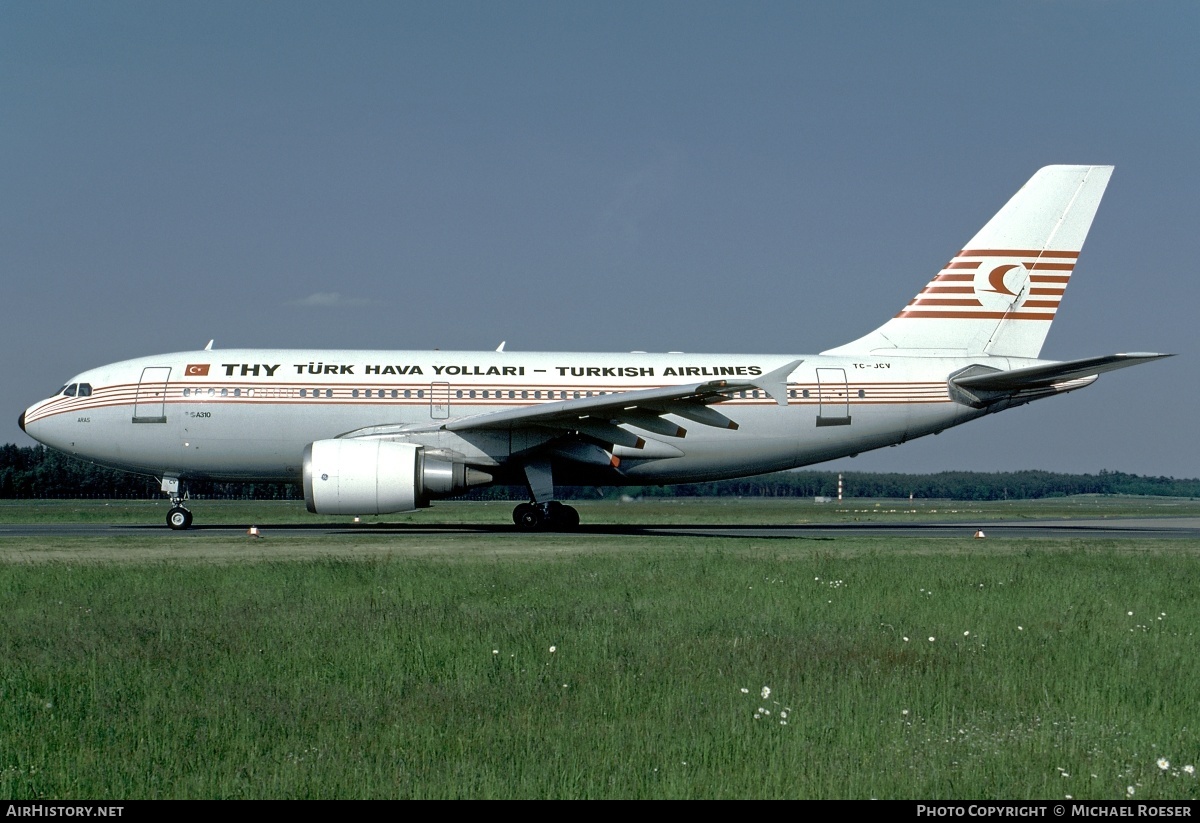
897;249;1076;321
983;263;1025;297
976;261;1031;312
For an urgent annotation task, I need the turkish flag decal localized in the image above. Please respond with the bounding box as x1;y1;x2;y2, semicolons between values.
185;364;210;376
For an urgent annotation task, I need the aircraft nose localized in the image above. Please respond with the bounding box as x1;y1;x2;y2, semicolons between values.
18;409;26;432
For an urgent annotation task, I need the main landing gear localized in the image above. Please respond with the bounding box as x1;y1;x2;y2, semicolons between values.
512;501;580;531
512;457;580;530
162;476;193;530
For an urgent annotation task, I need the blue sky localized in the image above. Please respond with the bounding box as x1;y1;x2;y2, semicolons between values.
3;1;1196;476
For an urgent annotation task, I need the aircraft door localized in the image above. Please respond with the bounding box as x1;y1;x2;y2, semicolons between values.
815;368;851;427
430;382;450;419
133;367;171;424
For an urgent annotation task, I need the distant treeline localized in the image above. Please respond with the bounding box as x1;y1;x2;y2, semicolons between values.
3;443;1197;501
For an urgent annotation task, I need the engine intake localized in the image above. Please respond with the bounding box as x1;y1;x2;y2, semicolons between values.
303;439;491;515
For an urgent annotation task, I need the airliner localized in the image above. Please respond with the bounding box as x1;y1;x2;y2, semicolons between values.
19;165;1170;530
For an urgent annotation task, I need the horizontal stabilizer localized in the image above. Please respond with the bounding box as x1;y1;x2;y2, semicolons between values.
952;353;1172;392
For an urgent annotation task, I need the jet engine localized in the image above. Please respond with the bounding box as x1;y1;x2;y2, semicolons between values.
303;439;491;515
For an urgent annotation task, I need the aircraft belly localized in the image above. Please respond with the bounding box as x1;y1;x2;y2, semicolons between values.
172;404;373;480
612;406;800;483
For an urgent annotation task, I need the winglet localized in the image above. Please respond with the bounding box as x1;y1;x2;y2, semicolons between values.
752;359;803;405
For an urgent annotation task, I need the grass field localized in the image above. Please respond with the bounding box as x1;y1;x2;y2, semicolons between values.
2;499;1198;799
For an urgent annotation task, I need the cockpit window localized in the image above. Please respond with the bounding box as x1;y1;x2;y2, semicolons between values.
77;384;93;397
64;384;77;397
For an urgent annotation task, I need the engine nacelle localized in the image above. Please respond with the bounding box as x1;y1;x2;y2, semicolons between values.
303;439;490;515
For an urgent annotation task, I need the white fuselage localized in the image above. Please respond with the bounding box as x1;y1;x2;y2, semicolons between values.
21;347;1004;487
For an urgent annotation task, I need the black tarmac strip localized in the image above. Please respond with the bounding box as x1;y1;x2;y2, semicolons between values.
3;518;1200;540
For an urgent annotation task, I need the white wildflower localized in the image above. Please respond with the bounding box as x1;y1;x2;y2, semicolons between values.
1157;758;1170;770
761;686;771;699
1182;765;1194;775
549;646;556;653
1127;786;1135;796
740;688;749;694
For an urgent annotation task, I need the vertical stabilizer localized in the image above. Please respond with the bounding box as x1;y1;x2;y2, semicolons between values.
823;165;1113;358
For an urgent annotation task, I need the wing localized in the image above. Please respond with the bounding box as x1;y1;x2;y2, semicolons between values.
337;359;802;458
444;358;803;446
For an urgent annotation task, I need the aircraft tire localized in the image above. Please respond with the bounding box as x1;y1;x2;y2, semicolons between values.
554;504;580;529
515;504;543;531
167;507;193;530
513;502;535;526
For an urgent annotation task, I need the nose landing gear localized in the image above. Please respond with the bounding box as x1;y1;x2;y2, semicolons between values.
167;506;193;530
161;476;193;530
